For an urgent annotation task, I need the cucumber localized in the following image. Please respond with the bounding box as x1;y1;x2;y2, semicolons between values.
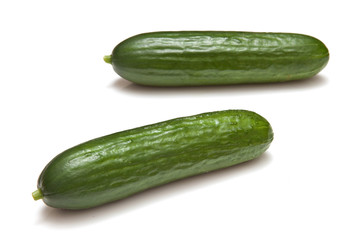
32;110;273;210
104;31;329;86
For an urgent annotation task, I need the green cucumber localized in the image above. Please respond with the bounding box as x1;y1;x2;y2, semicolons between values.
104;31;329;86
32;110;273;210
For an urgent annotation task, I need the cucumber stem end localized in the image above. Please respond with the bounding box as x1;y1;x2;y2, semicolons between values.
32;189;43;201
103;55;112;64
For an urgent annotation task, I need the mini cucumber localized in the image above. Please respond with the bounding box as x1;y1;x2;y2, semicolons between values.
104;31;329;86
32;110;273;209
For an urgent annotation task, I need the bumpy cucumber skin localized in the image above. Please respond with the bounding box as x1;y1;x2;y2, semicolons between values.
37;110;273;209
109;31;329;86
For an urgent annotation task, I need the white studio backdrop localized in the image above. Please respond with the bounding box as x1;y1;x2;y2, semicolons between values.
0;0;359;239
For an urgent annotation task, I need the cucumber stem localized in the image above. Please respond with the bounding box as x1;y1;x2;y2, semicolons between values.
103;55;112;64
32;189;43;201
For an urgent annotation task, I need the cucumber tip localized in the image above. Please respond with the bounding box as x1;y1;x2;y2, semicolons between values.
32;189;43;201
103;55;112;64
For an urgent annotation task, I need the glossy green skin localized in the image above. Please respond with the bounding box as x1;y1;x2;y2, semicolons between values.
109;31;329;86
36;110;273;209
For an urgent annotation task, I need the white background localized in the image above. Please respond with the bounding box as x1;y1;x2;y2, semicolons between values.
1;0;359;239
